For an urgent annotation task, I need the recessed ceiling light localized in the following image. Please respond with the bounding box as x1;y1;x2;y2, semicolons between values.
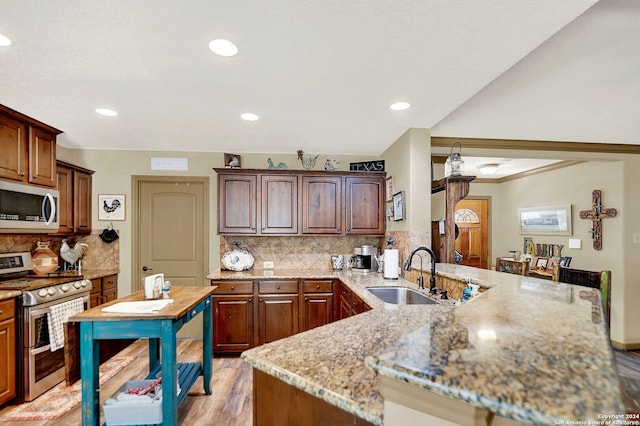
208;39;238;57
96;108;118;117
390;102;410;111
241;112;259;122
0;33;12;47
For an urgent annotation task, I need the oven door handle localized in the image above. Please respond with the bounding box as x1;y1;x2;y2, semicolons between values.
30;306;50;317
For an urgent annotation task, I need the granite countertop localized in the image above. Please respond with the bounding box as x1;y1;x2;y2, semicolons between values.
81;269;120;280
210;264;624;425
0;289;21;301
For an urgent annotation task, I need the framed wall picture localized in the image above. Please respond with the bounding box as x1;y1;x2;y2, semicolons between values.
224;153;241;168
386;176;395;202
393;191;405;221
518;204;572;235
99;194;126;221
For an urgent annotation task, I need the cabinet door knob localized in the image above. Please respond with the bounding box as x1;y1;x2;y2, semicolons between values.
277;285;280;289
248;298;252;303
231;286;235;290
316;285;320;289
0;310;3;315
192;310;197;316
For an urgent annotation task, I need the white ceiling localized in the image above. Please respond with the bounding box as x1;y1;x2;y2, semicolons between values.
460;157;562;179
1;0;638;157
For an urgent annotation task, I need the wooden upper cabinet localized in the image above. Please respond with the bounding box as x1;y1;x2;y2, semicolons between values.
0;113;28;182
28;127;57;187
73;169;92;234
218;173;258;234
56;164;74;233
56;161;94;234
345;176;385;235
214;168;385;236
0;105;61;187
301;175;342;235
261;175;298;234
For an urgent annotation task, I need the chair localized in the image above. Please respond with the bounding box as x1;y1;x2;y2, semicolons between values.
552;264;611;327
495;257;529;276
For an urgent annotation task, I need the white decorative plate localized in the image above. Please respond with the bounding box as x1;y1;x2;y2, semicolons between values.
221;249;255;271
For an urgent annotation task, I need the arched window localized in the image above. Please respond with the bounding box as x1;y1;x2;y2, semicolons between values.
455;208;479;223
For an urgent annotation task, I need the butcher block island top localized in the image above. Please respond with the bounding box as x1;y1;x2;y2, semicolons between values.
211;265;624;425
71;285;216;321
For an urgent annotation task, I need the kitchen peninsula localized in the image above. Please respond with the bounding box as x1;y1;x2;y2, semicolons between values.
209;264;624;425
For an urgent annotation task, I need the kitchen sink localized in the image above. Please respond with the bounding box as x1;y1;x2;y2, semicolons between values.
366;287;436;305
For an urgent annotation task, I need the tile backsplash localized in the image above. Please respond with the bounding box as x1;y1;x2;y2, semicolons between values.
221;236;383;270
220;230;432;272
0;230;119;272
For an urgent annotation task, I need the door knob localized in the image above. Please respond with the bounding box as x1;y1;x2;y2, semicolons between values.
142;266;152;272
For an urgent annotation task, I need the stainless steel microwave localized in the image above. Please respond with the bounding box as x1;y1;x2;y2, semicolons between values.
0;180;59;233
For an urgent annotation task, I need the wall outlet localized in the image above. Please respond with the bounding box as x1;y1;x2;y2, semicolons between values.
634;233;640;244
263;261;274;269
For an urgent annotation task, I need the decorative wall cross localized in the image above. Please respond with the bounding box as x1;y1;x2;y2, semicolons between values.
579;189;617;250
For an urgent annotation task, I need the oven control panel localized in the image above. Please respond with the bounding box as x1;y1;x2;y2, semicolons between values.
22;279;92;306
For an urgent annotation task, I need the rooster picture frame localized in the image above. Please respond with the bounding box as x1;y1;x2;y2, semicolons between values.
99;194;126;220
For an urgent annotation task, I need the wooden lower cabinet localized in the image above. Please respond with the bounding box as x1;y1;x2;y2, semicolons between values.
254;369;373;426
213;295;254;353
101;274;118;303
211;278;370;354
335;281;353;321
301;279;333;331
212;280;255;353
89;274;118;307
212;279;301;353
0;298;16;406
256;280;299;346
334;280;370;319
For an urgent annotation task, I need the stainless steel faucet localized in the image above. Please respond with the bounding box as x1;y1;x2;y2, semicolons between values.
403;246;437;292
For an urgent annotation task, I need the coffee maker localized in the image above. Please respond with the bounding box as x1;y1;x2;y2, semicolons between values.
349;245;378;272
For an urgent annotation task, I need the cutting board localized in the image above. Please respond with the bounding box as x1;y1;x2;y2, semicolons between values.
32;241;59;275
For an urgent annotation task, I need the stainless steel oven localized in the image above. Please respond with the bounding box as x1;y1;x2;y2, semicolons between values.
23;290;90;401
0;251;91;401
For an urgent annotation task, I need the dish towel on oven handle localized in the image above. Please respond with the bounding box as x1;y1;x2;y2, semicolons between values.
47;297;85;352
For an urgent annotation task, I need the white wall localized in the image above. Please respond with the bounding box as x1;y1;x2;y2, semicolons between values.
469;160;625;343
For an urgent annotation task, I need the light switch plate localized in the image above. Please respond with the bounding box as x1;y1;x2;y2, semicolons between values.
569;239;581;249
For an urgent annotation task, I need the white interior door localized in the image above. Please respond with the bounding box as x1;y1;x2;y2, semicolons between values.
134;176;209;337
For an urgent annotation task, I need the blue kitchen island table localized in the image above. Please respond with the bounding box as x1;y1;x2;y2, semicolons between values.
70;285;216;426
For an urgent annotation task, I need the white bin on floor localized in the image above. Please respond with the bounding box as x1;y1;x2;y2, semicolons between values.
103;380;162;426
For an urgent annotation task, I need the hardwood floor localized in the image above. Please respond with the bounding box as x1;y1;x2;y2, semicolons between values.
615;349;640;379
615;349;640;413
0;339;253;425
1;343;637;425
